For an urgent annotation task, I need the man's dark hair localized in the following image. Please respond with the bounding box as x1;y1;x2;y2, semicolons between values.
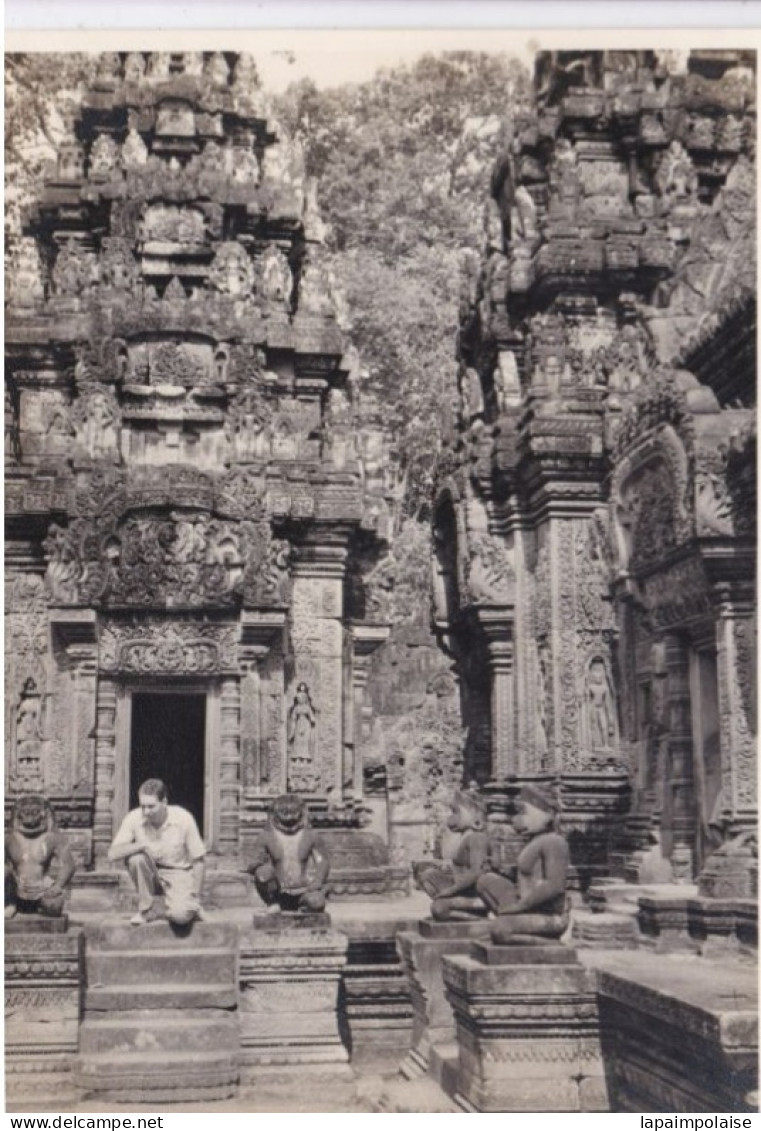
138;778;167;802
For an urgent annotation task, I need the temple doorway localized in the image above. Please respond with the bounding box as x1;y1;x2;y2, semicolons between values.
129;692;206;833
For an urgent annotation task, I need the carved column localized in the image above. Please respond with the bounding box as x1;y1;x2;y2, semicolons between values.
69;645;98;794
290;541;348;803
350;625;390;799
239;658;262;790
218;676;241;854
663;632;696;880
239;609;288;810
475;609;514;781
715;594;757;833
93;676;118;862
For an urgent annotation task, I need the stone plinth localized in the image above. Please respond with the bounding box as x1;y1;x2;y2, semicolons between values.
442;943;607;1113
593;951;758;1113
5;919;84;1105
396;918;490;1078
343;934;414;1064
79;920;239;1104
239;912;350;1070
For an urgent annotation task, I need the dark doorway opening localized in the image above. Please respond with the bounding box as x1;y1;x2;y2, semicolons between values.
130;692;206;832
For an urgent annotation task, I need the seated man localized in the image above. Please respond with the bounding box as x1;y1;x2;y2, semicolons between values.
108;778;206;927
5;793;76;918
248;793;330;913
476;782;570;945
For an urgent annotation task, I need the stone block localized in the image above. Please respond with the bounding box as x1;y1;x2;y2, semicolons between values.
5;925;84;1104
84;983;238;1011
443;950;607;1112
593;952;758;1112
78;1050;239;1105
397;919;490;1076
342;935;414;1064
239;920;349;1066
86;946;236;987
87;918;239;950
80;1008;238;1055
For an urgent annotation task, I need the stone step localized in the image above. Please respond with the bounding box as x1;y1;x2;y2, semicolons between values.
85;983;237;1010
86;919;240;950
78;1049;239;1104
80;1009;238;1055
87;946;236;988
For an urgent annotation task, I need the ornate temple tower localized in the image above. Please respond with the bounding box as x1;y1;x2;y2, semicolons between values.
435;49;756;890
5;51;396;889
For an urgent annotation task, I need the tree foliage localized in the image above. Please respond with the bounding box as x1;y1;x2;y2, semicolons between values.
275;52;530;521
5;53;99;236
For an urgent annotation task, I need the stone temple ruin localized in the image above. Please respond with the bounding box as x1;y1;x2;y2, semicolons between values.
4;49;758;1113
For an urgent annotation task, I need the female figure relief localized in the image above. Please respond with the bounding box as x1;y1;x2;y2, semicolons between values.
287;682;318;793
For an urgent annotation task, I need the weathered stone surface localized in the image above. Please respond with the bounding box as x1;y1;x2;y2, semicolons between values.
443;951;607;1112
397;920;490;1076
239;921;349;1065
471;941;579;965
78;917;240;1101
5;925;84;1104
592;950;758;1112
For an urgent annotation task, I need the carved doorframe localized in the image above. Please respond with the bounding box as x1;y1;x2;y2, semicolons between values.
113;678;222;848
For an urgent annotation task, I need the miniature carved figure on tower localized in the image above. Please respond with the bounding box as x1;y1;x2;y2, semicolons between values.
298;258;337;319
258;246;293;309
9;237;45;308
477;783;570;944
99;237;138;292
230;145;260;185
73;389;120;461
146;52;170;79
549;138;581;214
287;683;319;793
57;140;85;181
52;241;97;298
89;133;120;178
227;388;272;461
122;123;149;169
208;242;254;297
654;140;698;208
95;52;121;84
247;793;330;913
205;52;230;85
417;788;491;921
5;794;76;918
123;52;146;83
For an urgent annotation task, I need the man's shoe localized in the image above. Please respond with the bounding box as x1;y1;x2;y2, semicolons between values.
130;911;148;926
195;907;208;922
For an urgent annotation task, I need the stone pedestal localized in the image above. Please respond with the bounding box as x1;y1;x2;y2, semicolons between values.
5;917;84;1105
443;943;608;1112
396;918;490;1078
239;912;349;1070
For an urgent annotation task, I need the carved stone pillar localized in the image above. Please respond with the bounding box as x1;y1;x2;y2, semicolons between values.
475;609;514;781
93;676;118;863
290;542;348;802
239;609;287;802
350;624;391;800
49;610;99;861
663;632;696;880
715;595;757;833
218;676;241;854
239;658;262;790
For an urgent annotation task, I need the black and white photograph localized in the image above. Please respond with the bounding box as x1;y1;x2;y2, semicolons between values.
4;18;758;1115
